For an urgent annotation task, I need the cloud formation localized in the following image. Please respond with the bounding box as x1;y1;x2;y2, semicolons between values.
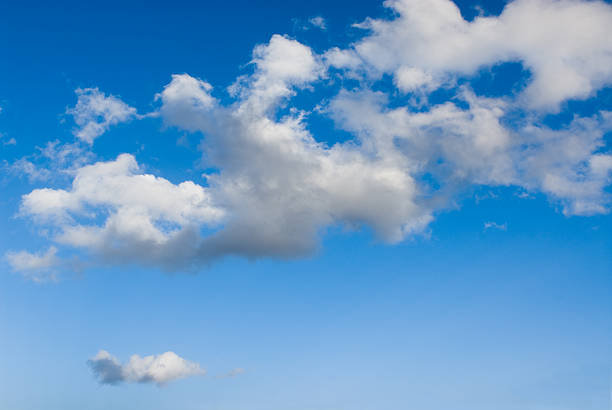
88;350;205;386
5;247;60;283
327;0;612;110
6;0;612;275
19;153;224;269
67;88;137;144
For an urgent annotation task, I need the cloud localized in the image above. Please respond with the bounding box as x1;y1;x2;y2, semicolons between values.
157;43;431;261
329;89;612;216
8;0;612;272
17;153;224;270
4;140;93;183
1;135;16;146
88;350;205;386
309;16;327;30
6;158;51;182
67;87;137;144
484;221;507;231
293;16;327;32
229;34;325;112
5;247;60;282
331;0;612;110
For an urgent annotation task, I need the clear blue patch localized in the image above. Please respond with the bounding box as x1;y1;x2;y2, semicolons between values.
453;0;510;21
467;61;531;98
542;86;612;129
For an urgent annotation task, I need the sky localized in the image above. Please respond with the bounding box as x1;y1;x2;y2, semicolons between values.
0;0;611;409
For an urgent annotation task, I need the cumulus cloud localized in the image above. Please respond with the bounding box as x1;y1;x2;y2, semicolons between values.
157;37;431;260
8;0;612;272
333;0;612;110
17;153;224;269
5;247;60;282
67;87;137;144
88;350;205;386
329;89;612;216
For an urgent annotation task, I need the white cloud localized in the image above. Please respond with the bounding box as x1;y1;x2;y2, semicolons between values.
157;37;432;260
334;0;612;110
18;153;224;269
88;350;205;386
234;34;325;112
9;1;612;272
484;221;507;231
309;16;327;30
323;47;362;70
5;247;60;282
67;87;137;144
329;89;612;216
6;158;51;182
394;66;438;93
4;140;94;183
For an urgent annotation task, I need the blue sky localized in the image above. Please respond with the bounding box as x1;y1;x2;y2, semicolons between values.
0;0;611;409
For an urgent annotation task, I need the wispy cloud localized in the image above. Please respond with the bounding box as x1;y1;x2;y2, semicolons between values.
484;221;508;231
308;16;327;30
5;247;60;283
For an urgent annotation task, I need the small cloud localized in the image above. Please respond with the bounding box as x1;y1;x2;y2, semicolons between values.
66;87;138;144
309;16;327;30
5;246;60;283
293;16;327;32
483;221;507;231
0;132;17;145
88;350;205;387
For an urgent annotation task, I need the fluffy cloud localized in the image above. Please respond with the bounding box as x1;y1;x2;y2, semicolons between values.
330;0;612;110
67;88;137;144
88;350;205;386
7;0;612;273
157;36;431;261
329;89;612;216
19;153;224;269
